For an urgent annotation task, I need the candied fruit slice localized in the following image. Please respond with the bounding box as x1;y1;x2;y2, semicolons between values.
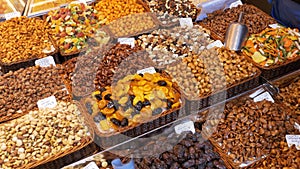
99;120;110;131
102;107;115;116
98;100;107;109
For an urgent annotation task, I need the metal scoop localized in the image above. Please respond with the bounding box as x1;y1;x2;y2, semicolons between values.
224;12;249;51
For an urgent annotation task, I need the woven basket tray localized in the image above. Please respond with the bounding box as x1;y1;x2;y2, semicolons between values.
243;52;300;80
0;39;59;73
8;101;96;169
197;4;277;42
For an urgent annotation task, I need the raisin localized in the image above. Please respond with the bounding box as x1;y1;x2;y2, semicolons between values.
110;118;121;127
167;99;173;109
135;101;143;111
121;118;129;127
143;99;151;107
100;87;106;92
104;94;112;100
94;94;102;101
139;73;144;77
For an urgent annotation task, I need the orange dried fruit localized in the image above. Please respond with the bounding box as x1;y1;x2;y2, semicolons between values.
143;84;152;92
172;102;181;108
138;80;147;86
143;73;153;81
132;114;142;123
102;107;115;116
98;100;107;109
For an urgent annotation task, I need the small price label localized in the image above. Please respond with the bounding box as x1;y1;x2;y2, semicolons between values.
37;96;57;109
83;162;99;169
175;121;195;135
207;40;224;49
286;135;300;150
118;38;135;48
35;56;56;67
4;12;21;20
229;0;243;9
269;23;282;29
253;91;274;103
179;18;193;28
137;67;156;75
294;122;300;132
249;88;265;98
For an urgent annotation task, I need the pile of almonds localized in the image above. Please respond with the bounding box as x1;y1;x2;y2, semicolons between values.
0;65;70;122
0;102;91;168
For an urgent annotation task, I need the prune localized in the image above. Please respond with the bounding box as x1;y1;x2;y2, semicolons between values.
143;99;151;106
94;94;102;100
104;94;112;100
167;99;173;109
110;118;121;126
135;101;143;111
139;73;144;77
157;80;167;86
153;108;163;115
121;118;129;127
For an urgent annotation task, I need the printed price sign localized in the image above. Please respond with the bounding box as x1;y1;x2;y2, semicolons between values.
137;67;156;75
35;56;56;67
179;18;193;28
207;40;224;49
118;38;135;48
37;96;57;109
253;92;274;103
175;121;195;135
83;162;99;169
286;135;300;150
4;12;21;20
229;0;243;8
269;23;282;29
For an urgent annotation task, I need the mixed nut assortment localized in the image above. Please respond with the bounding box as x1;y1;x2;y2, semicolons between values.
147;0;198;20
136;25;213;67
86;72;181;133
0;102;91;169
209;98;288;167
108;13;157;38
94;0;147;25
200;4;277;41
134;131;227;169
0;16;55;64
0;65;70;122
46;3;106;55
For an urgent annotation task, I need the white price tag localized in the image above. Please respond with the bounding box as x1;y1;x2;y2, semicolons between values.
179;18;193;28
37;96;57;110
35;56;56;67
253;92;274;103
249;88;265;98
137;67;156;75
4;12;21;20
118;38;135;48
229;0;243;9
269;23;282;29
83;162;99;169
175;121;195;135
294;122;300;132
207;40;224;49
286;135;300;150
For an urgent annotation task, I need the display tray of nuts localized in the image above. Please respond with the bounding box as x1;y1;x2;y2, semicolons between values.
166;47;261;112
242;27;300;80
80;72;183;137
0;16;58;73
136;25;213;68
198;4;277;42
0;65;70;123
107;12;159;38
203;86;291;168
45;2;109;56
0;101;93;169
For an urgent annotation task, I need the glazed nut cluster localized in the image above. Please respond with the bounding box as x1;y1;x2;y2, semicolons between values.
94;44;142;89
201;4;276;41
210;99;288;166
108;13;157;37
95;0;146;24
0;16;55;64
0;66;70;122
148;0;198;20
0;102;91;169
136;25;213;67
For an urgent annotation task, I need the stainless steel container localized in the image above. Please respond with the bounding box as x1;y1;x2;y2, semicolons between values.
224;12;248;51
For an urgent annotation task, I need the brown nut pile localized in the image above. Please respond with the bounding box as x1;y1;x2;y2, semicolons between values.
200;4;276;41
134;131;226;169
147;0;198;20
166;48;258;99
94;43;142;89
136;25;213;67
0;102;91;169
0;65;70;122
256;142;300;169
210;99;288;166
108;13;157;38
0;16;55;64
